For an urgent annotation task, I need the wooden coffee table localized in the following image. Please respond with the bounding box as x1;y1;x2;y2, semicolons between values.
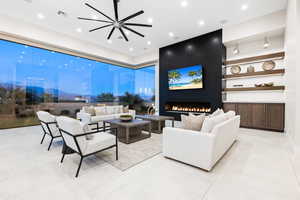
103;119;151;144
135;115;175;134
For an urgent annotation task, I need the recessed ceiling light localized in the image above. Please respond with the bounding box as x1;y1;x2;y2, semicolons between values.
198;20;205;26
107;39;112;44
147;18;153;24
181;1;188;7
37;13;45;20
129;47;134;52
169;32;174;37
76;28;82;33
241;4;248;11
147;41;151;45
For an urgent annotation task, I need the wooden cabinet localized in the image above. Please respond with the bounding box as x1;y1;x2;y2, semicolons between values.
237;104;253;127
252;104;266;129
266;104;285;131
222;103;285;132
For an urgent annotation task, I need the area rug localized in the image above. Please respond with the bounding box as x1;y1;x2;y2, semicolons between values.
96;133;162;171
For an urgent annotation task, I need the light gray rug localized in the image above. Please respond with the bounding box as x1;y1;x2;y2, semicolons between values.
96;133;162;171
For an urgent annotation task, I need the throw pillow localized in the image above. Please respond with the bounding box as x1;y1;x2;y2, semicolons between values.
181;114;205;131
201;117;215;133
224;111;236;120
201;114;227;133
181;114;190;129
123;105;129;113
210;108;224;117
94;106;106;116
83;106;96;116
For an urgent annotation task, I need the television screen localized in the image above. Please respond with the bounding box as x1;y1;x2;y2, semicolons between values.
168;65;203;90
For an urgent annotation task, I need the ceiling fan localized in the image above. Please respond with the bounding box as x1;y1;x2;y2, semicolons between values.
78;0;152;42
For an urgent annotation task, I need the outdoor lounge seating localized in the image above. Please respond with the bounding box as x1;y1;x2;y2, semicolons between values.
56;116;118;177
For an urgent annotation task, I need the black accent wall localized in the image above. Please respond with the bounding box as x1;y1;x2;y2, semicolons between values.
159;29;225;120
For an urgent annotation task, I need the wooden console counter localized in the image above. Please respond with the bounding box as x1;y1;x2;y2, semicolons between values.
223;102;285;132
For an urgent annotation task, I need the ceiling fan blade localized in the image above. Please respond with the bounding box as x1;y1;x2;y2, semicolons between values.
78;17;112;23
124;23;152;27
85;3;114;22
119;28;129;42
89;24;113;32
120;10;144;23
123;26;144;37
107;27;116;40
113;0;119;21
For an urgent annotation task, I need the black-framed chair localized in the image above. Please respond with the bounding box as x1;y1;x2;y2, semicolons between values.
56;116;118;178
36;111;62;151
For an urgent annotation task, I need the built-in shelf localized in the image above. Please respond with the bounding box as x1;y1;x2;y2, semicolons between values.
223;86;285;92
225;52;285;66
223;69;285;80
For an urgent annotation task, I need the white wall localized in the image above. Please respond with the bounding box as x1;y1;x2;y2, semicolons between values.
225;35;285;103
285;0;298;148
223;10;286;44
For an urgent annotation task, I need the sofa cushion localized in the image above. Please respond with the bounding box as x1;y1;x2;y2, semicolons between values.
181;114;205;131
95;106;106;116
211;108;224;117
201;114;227;133
106;106;115;115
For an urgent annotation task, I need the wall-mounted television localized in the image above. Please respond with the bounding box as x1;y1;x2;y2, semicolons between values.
168;65;203;90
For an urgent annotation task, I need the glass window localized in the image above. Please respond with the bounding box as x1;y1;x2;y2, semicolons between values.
0;39;155;129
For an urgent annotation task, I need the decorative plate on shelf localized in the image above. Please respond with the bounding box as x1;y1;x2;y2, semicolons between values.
262;61;276;71
230;65;241;74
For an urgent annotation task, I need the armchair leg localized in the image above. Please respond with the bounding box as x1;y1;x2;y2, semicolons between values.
116;145;118;160
40;133;46;144
48;138;53;151
75;157;83;178
61;153;65;163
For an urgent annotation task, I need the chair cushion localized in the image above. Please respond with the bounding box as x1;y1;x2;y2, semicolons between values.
84;132;115;155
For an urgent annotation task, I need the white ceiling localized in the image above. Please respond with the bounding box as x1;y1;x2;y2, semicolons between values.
1;0;287;57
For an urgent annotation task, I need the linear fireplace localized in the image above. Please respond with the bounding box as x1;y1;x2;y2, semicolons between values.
164;102;211;114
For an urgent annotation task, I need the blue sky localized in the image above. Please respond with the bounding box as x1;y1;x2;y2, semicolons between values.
0;39;155;98
169;65;202;84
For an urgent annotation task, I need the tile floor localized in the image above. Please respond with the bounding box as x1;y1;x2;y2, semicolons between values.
0;125;299;200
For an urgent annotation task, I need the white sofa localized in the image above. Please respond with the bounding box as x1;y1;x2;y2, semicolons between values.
163;115;240;171
76;105;136;127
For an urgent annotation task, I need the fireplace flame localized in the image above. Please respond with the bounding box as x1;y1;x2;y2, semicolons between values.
171;106;211;113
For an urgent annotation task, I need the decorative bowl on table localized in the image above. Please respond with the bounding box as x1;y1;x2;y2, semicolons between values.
120;115;133;122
